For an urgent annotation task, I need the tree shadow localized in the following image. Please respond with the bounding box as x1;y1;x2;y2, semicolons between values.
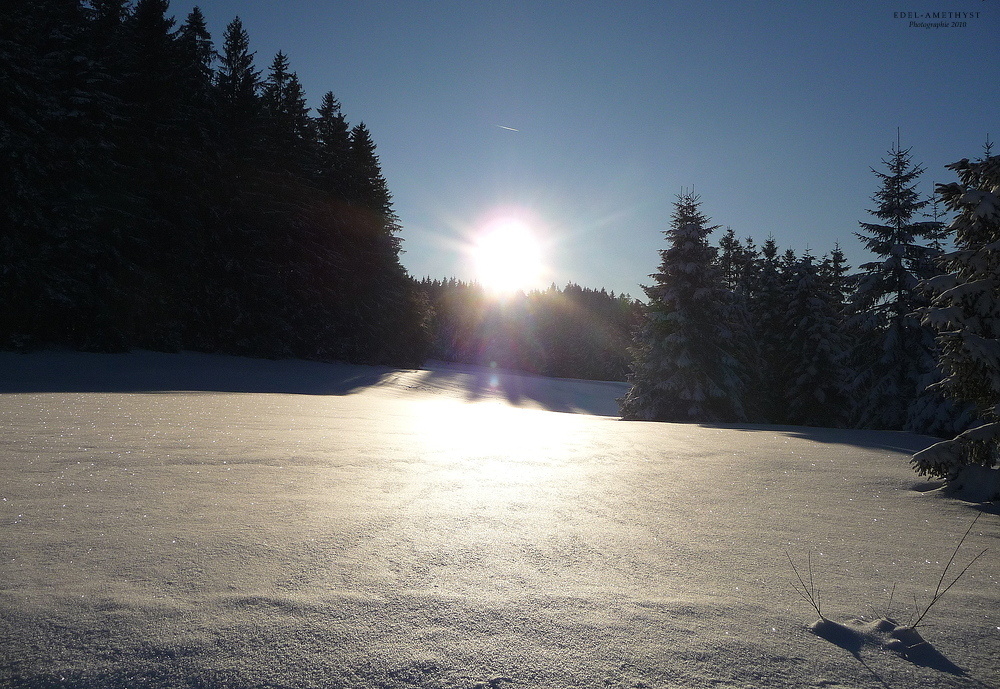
0;352;631;416
412;362;629;417
0;350;395;395
698;422;940;455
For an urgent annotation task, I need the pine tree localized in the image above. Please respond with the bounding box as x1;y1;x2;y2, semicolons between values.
262;51;314;175
912;153;1000;498
0;0;125;348
118;0;205;349
332;121;427;364
818;243;852;312
215;16;260;148
718;227;742;291
905;171;974;437
848;140;945;430
737;236;762;300
123;0;178;112
176;7;214;111
348;122;399;234
315;91;352;195
171;7;220;350
1;4;430;368
747;238;776;417
620;191;746;422
779;247;799;283
782;254;850;427
88;0;130;79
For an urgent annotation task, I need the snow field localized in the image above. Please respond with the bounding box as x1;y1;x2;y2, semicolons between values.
0;351;997;688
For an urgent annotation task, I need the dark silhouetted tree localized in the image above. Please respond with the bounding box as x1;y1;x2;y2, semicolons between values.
316;91;352;194
848;141;947;430
620;191;746;422
782;254;850;427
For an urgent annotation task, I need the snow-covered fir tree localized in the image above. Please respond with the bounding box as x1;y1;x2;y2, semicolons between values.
730;235;766;419
737;236;762;301
848;141;947;431
818;243;852;313
747;237;791;422
781;254;850;427
718;227;743;291
912;153;1000;499
620;191;747;422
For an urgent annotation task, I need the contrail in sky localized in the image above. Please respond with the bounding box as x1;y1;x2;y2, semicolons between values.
496;125;519;132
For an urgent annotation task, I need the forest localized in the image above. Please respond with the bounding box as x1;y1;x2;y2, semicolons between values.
0;0;640;381
620;148;999;482
2;0;428;365
3;1;999;481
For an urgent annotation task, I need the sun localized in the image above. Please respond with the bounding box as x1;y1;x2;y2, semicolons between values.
471;217;546;294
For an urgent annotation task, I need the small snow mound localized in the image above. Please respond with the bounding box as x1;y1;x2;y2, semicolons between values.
809;618;964;674
945;465;1000;502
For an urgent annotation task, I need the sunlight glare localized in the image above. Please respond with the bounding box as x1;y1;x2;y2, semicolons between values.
471;217;545;294
411;398;577;486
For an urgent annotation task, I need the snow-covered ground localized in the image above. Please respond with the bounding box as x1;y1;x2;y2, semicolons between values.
1;351;997;688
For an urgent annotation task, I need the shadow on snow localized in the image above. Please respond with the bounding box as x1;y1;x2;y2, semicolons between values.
0;350;395;396
698;422;940;455
410;361;629;417
0;351;631;417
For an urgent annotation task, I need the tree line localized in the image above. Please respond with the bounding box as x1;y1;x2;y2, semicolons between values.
419;279;642;381
620;142;999;487
1;0;429;364
3;4;997;486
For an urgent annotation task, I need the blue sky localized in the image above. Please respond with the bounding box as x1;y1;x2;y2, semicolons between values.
167;0;997;298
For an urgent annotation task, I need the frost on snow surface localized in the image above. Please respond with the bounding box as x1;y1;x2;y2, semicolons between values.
0;351;997;689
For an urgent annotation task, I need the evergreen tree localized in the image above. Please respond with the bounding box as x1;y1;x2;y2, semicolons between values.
848;141;945;430
215;16;260;148
718;227;742;291
336;121;426;364
0;4;430;368
912;154;1000;498
744;238;794;422
782;254;850;427
123;0;178;112
620;191;746;422
723;233;761;419
171;7;224;349
175;7;215;112
348;122;399;233
262;51;314;175
779;247;799;282
315;91;352;194
118;0;197;348
713;229;758;371
87;0;130;82
0;0;57;345
209;17;284;353
0;0;124;348
818;243;852;312
737;236;762;301
419;279;639;381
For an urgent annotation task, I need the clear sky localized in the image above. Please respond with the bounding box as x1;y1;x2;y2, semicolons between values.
167;0;997;298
